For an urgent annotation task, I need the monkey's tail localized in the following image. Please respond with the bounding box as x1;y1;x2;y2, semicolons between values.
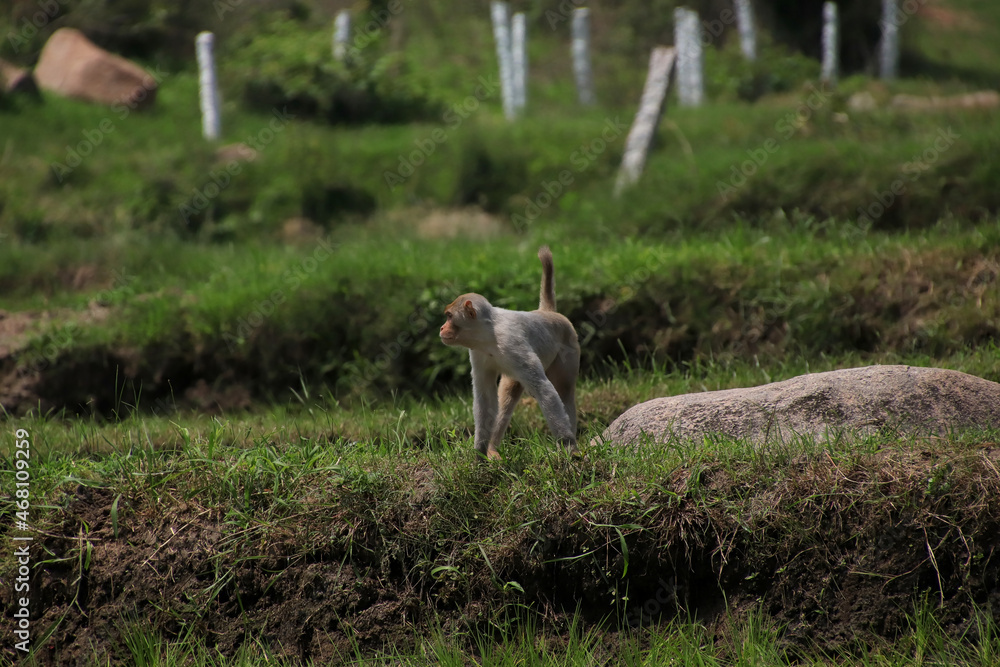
538;245;557;311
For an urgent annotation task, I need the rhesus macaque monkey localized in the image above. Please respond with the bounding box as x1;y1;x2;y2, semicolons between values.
440;246;580;459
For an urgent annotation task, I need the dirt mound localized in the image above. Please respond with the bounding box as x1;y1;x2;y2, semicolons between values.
9;487;418;665
599;365;1000;447
3;446;999;664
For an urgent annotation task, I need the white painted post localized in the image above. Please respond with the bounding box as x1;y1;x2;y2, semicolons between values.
571;8;595;106
879;0;899;80
674;7;704;107
673;8;687;102
615;47;677;196
733;0;757;61
196;31;221;141
821;2;839;87
512;12;527;112
490;2;516;120
333;10;351;61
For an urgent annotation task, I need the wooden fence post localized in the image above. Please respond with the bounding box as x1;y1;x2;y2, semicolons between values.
615;47;677;196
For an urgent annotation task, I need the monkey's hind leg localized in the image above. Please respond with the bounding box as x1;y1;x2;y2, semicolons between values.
529;377;577;453
546;349;580;452
486;375;524;459
548;361;578;434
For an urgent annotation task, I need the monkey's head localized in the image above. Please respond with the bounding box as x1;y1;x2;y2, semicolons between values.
440;293;492;348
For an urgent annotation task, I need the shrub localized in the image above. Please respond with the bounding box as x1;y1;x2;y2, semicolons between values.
706;40;821;102
231;17;443;125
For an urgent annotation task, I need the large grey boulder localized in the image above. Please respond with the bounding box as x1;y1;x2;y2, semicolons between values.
599;365;1000;447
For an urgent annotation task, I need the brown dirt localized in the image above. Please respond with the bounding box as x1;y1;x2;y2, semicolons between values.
0;306;109;359
7;486;421;665
2;446;999;665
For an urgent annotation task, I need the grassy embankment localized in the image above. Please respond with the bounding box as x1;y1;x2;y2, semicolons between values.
3;381;1000;664
1;0;1000;663
1;79;998;411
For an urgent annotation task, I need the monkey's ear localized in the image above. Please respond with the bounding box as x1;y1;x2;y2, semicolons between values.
463;300;477;319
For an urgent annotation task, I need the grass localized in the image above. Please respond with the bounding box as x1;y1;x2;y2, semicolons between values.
3;10;1000;411
29;605;995;666
5;342;999;454
3;350;1000;663
4;78;1000;248
1;216;997;416
3;1;1000;663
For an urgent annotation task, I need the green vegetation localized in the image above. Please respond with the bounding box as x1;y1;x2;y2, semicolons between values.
21;606;1000;666
2;0;1000;663
0;216;997;412
233;17;443;124
4;376;1000;663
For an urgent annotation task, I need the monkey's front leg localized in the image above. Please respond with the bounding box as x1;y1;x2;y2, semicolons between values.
471;354;501;459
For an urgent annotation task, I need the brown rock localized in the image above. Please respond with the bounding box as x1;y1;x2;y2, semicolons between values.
598;365;1000;447
33;28;157;109
414;207;504;239
280;217;322;243
847;91;877;112
0;58;38;95
214;143;258;165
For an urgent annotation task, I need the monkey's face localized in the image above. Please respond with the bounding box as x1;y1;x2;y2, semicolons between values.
439;310;461;346
440;297;480;347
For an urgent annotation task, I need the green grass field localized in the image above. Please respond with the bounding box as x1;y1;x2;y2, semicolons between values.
2;0;1000;663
